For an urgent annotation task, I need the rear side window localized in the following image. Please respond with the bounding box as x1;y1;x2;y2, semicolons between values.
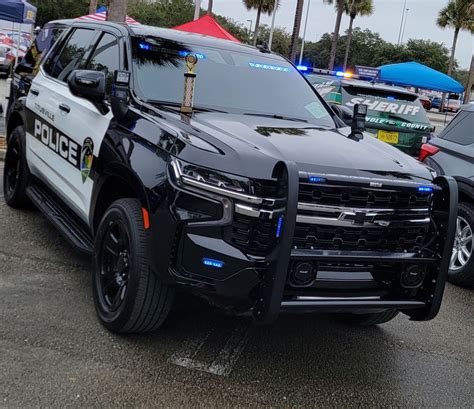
22;26;65;68
85;32;120;96
440;112;474;145
43;28;95;82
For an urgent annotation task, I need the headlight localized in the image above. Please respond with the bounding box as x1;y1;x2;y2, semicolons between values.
169;157;261;200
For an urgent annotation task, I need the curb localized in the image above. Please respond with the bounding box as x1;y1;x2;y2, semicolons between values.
0;135;5;161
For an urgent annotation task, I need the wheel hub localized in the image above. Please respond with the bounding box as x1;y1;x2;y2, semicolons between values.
450;216;473;271
98;220;131;312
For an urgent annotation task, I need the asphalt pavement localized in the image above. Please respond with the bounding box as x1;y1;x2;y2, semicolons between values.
0;196;473;407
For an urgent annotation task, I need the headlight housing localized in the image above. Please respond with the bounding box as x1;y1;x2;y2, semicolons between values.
169;158;281;207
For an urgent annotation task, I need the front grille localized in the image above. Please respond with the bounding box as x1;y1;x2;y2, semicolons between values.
299;183;431;209
295;181;432;253
229;214;278;256
293;223;429;252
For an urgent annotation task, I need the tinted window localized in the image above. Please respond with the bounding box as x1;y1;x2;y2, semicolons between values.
441;112;474;145
86;33;120;95
44;28;95;82
131;37;334;127
22;26;65;68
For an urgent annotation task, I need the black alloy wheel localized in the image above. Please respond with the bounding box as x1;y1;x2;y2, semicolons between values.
3;126;31;208
97;219;131;314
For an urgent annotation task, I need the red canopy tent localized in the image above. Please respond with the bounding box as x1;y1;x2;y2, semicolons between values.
173;15;240;43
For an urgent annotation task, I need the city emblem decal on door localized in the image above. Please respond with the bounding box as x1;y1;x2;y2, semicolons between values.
80;138;94;183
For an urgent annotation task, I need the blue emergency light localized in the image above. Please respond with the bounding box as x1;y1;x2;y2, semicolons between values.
418;186;433;193
202;258;225;268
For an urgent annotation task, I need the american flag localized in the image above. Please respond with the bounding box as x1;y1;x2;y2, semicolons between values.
76;11;139;25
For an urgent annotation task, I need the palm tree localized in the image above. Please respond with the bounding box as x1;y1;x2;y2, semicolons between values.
107;0;128;22
89;0;98;15
342;0;374;70
289;0;305;62
208;0;214;15
324;0;344;70
243;0;279;46
437;0;473;77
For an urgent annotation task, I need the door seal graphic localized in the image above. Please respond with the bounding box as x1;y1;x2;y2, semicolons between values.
80;138;94;183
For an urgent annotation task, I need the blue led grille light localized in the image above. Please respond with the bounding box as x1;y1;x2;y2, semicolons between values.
276;216;284;238
202;258;224;268
139;43;151;50
296;65;309;71
418;186;433;193
309;176;326;183
335;71;345;77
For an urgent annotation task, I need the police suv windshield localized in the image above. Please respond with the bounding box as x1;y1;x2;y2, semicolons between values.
131;36;334;127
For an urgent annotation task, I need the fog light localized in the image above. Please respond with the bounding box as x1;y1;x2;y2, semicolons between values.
400;265;425;288
290;262;316;286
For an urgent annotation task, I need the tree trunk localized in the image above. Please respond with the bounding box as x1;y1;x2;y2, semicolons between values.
440;27;460;112
107;0;127;23
464;54;473;104
328;0;344;70
89;0;98;15
207;0;213;15
289;0;304;62
252;6;262;46
343;15;355;71
447;27;459;77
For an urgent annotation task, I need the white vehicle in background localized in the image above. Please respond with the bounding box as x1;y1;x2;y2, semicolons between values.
0;44;14;76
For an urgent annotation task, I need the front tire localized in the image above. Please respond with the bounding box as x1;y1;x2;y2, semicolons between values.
448;202;474;287
337;310;399;326
3;125;31;208
93;199;174;334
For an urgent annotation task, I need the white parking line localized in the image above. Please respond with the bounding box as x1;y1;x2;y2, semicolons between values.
168;323;251;376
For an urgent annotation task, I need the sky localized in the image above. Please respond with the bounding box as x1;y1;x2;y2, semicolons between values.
206;0;473;69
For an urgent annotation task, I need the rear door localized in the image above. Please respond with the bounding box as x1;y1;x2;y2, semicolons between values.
429;110;474;178
25;27;115;222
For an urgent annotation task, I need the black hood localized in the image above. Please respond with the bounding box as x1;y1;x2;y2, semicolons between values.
168;112;433;183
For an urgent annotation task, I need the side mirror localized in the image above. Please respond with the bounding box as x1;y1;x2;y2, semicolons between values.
330;103;353;126
68;70;106;103
349;103;367;141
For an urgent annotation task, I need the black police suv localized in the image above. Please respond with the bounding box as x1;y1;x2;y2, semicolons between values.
421;104;474;287
4;21;457;333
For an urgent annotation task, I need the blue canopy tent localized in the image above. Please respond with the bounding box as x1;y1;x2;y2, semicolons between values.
0;0;37;24
379;62;464;94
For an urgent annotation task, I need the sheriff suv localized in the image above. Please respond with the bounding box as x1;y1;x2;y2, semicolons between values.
4;21;457;334
305;72;434;157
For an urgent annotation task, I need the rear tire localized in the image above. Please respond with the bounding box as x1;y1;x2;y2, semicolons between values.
448;202;474;287
337;310;399;326
3;125;31;208
92;198;174;334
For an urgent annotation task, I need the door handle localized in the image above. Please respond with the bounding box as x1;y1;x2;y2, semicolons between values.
59;104;71;114
30;88;39;96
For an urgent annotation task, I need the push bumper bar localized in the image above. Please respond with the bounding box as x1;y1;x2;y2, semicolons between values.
252;162;458;324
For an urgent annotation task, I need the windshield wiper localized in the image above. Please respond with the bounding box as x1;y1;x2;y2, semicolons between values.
146;100;228;113
243;112;308;123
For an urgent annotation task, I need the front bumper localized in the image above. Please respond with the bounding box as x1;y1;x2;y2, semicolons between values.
160;162;458;323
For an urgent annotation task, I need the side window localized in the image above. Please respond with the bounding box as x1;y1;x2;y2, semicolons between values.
43;28;95;82
86;33;120;96
441;112;474;146
22;26;65;69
